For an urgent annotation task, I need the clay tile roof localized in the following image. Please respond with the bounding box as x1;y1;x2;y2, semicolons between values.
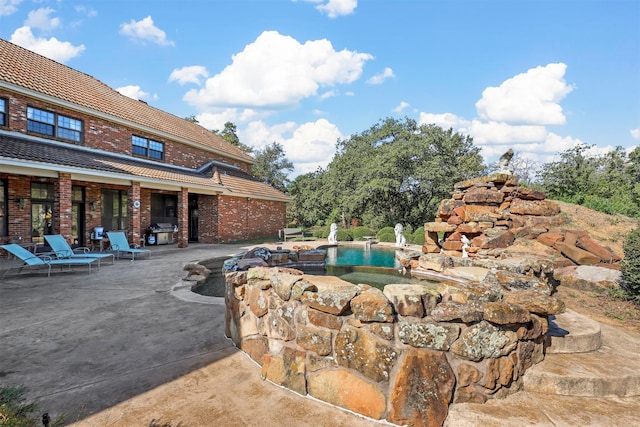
0;38;253;163
0;133;291;202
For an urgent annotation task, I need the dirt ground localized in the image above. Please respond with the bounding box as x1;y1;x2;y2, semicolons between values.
537;201;640;334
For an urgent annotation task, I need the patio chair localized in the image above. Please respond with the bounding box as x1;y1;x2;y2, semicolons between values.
44;234;115;269
1;244;98;279
106;231;151;261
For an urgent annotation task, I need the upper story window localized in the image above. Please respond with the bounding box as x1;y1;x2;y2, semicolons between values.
132;135;164;160
0;98;7;127
27;106;83;142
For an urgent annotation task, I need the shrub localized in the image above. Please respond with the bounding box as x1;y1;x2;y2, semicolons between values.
0;386;39;427
621;226;640;301
336;228;353;241
351;226;376;241
377;226;396;243
313;226;328;238
411;226;425;245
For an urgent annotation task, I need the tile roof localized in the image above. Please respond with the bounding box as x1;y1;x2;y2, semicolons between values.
0;38;254;163
0;132;291;202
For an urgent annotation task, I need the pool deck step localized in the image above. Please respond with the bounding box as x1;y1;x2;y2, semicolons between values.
524;322;640;397
545;309;602;354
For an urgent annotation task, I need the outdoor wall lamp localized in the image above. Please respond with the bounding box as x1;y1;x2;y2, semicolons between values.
16;197;27;210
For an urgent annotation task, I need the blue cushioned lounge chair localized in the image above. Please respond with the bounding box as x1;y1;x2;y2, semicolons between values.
106;231;151;261
44;234;114;269
1;244;98;279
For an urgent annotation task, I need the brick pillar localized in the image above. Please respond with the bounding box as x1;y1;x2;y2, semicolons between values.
177;187;189;248
129;182;141;245
57;173;73;241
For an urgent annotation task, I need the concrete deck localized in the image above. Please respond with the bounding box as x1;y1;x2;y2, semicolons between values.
2;241;639;426
0;242;381;426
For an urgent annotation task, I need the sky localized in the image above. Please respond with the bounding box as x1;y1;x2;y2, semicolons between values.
1;0;639;178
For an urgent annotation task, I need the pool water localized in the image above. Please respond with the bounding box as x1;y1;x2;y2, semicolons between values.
324;245;402;269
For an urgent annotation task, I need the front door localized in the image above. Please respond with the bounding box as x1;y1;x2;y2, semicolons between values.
72;186;85;246
31;202;54;245
188;195;198;242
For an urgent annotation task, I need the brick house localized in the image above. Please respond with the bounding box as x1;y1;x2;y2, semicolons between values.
0;39;290;250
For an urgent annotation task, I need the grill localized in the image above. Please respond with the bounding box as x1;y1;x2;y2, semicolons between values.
147;223;175;245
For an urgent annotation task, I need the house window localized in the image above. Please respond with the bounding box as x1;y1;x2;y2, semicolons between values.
27;106;83;142
132;135;164;160
0;98;7;127
101;189;128;231
0;180;6;237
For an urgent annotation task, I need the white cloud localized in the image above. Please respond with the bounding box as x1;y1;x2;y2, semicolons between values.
463;120;547;144
313;0;357;18
242;118;343;176
119;16;174;46
476;63;574;125
477;132;586;166
25;7;60;30
116;85;150;100
195;109;265;133
367;67;395;85
0;0;22;16
75;5;97;18
393;101;410;114
419;112;469;130
182;31;373;110
631;128;640;139
10;26;85;63
319;89;338;100
169;66;209;85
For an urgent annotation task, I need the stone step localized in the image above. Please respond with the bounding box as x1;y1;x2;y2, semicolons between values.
545;309;602;354
444;391;640;426
524;323;640;397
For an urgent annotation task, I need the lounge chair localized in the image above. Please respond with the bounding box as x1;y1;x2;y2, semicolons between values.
44;234;114;269
106;231;151;261
1;244;98;279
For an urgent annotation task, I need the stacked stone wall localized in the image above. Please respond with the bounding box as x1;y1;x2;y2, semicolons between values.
224;264;564;427
423;173;620;268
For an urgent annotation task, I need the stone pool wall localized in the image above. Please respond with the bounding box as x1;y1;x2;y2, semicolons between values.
224;265;564;427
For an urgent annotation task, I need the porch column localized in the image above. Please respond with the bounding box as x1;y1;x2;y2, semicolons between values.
129;182;142;245
57;173;73;241
178;187;189;248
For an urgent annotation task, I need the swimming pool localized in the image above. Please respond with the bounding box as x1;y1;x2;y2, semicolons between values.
323;245;402;269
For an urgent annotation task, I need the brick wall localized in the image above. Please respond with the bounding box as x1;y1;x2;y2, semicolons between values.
198;194;218;244
0;88;253;174
216;195;286;243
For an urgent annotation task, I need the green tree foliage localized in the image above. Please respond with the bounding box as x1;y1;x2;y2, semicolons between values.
212;121;253;154
288;117;485;229
538;145;640;217
184;115;199;124
288;169;335;227
252;142;294;193
621;226;640;302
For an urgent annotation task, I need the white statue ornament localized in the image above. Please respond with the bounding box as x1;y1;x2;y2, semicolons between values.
497;148;514;175
394;223;407;247
328;223;338;244
461;234;471;258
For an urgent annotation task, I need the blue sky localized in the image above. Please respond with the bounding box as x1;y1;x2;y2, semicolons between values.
1;0;638;177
